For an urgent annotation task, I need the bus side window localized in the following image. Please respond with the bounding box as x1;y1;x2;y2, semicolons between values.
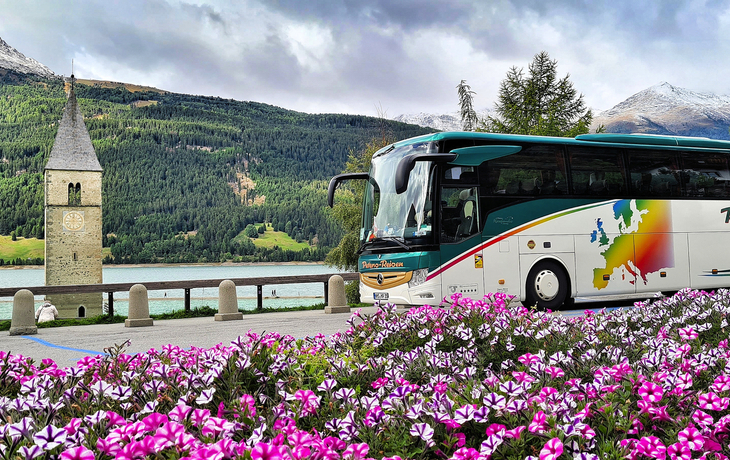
568;147;626;196
441;165;480;243
628;151;681;197
680;152;730;197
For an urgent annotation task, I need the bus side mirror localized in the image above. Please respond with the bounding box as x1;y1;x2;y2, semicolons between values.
395;153;457;194
327;173;369;207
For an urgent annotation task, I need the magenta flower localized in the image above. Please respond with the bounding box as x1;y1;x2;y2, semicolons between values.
678;327;698;341
452;447;480;460
692;409;714;426
342;443;369;460
96;437;122;456
636;436;666;460
529;411;549;433
666;442;691;460
294;389;321;416
711;375;730;392
699;392;729;411
638;382;664;403
239;394;257;417
539;438;563;460
59;446;95;460
251;442;287;460
677;425;704;451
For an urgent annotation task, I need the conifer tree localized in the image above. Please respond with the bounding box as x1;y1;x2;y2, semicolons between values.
484;51;592;137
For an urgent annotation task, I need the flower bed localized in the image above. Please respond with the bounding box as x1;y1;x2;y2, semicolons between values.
1;288;729;459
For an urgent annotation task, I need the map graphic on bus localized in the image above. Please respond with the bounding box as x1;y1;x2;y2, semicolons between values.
591;199;674;289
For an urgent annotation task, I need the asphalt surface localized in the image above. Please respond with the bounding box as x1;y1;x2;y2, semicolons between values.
1;294;648;366
0;306;383;365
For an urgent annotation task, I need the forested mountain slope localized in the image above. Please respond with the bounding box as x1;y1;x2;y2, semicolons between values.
0;72;432;263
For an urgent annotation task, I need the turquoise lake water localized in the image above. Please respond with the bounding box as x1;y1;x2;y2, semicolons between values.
0;264;345;319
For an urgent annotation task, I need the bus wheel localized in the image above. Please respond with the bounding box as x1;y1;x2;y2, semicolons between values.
525;261;570;310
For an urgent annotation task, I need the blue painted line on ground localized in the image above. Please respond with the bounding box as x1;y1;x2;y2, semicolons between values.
21;336;107;356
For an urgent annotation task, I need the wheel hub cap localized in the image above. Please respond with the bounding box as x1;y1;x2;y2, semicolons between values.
535;269;559;301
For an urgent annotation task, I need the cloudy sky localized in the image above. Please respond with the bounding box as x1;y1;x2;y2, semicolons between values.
1;0;730;117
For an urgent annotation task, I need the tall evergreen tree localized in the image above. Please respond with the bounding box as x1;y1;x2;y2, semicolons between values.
457;80;478;131
485;51;592;137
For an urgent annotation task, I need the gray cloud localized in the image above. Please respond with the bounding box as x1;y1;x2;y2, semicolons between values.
0;0;729;116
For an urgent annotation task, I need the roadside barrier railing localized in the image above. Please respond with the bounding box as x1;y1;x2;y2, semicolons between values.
0;273;359;316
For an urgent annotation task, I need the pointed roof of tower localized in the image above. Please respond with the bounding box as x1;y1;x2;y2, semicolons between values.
45;76;102;172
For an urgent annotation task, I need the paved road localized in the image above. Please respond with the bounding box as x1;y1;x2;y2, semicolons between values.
1;294;651;366
0;307;383;365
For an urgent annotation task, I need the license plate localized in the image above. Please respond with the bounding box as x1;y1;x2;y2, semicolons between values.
373;292;389;300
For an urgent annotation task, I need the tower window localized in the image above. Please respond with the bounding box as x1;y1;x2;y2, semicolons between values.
73;252;77;261
68;182;81;206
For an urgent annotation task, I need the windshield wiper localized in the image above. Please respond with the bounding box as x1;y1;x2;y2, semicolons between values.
375;236;411;251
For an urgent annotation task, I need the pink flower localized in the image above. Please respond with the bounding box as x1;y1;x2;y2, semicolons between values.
666;442;691;460
638;382;664;403
678;327;698;341
342;443;369;460
529;411;549;433
711;375;730;393
699;392;730;411
677;426;704;451
60;446;95;460
636;436;666;460
251;442;287;460
371;377;388;389
452;447;480;460
239;394;257;418
692;409;714;427
294;389;321;416
539;438;563;460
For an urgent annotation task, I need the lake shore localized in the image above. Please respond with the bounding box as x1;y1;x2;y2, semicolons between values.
0;261;329;270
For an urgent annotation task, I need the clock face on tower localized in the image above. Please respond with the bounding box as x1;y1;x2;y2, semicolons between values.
62;211;85;232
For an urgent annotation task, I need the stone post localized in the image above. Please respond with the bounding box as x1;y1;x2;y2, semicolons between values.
325;275;350;314
125;284;153;327
215;280;243;321
10;290;37;336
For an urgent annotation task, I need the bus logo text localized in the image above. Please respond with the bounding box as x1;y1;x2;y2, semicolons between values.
722;207;730;223
362;260;405;269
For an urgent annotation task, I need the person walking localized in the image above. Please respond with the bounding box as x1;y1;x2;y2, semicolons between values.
35;300;59;323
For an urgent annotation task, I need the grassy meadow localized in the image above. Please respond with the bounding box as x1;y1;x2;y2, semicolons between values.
248;224;312;251
0;235;44;263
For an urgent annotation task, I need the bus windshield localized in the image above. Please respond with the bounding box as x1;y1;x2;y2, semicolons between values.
361;142;436;247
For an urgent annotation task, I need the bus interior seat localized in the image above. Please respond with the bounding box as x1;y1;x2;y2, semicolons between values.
540;180;556;194
589;179;607;194
505;181;520;195
457;189;477;236
521;178;541;194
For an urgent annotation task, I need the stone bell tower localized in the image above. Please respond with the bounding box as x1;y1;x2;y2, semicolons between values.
44;75;103;318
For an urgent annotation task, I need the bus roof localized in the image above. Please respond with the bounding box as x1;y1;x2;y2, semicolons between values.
390;131;730;151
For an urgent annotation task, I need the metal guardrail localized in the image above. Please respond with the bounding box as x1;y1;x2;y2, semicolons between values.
0;272;360;314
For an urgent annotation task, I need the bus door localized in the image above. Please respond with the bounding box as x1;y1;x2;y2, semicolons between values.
439;167;484;300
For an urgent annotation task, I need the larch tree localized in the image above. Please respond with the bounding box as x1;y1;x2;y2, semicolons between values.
483;51;593;137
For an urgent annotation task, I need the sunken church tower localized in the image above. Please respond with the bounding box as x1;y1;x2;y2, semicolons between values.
44;75;103;318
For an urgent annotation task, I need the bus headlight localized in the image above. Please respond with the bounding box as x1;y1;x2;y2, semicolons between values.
409;269;428;288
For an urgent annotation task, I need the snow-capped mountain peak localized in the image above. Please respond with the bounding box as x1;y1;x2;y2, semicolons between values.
593;82;730;140
0;37;56;78
392;108;494;132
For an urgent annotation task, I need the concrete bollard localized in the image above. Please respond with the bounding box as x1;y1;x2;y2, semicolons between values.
215;280;243;321
125;284;153;327
10;289;37;336
325;275;350;314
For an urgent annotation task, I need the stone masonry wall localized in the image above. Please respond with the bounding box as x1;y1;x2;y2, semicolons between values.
44;169;103;318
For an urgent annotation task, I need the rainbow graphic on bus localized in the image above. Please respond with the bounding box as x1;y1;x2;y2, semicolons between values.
591;200;674;289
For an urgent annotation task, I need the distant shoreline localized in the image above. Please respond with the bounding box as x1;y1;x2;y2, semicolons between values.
0;261;328;270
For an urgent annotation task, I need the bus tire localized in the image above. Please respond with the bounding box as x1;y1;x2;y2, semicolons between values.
524;260;570;310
